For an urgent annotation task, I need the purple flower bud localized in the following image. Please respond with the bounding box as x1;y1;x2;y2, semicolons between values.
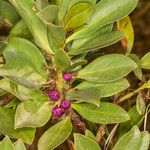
61;99;71;110
48;89;59;101
63;72;72;81
53;106;63;117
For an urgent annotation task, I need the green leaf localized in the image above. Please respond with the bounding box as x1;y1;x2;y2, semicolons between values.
117;16;134;54
0;89;7;96
139;131;150;150
0;37;48;88
0;78;49;101
113;126;141;150
15;101;52;128
4;98;20;109
13;139;26;150
54;48;71;71
69;30;123;55
0;107;35;144
67;88;101;106
67;0;138;42
72;102;130;124
0;136;15;150
128;54;143;80
0;0;20;27
47;23;66;52
119;106;145;136
69;0;97;8
9;20;32;39
38;117;72;150
64;3;93;31
136;93;146;115
85;129;96;141
75;78;130;97
9;0;54;54
0;41;7;54
34;0;49;10
140;52;150;69
78;54;137;82
37;5;59;24
74;133;101;150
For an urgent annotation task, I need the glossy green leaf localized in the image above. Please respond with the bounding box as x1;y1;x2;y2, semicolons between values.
34;0;49;10
54;48;71;71
65;3;93;31
74;133;100;150
0;0;20;27
72;102;130;124
69;30;123;55
37;5;59;24
15;101;52;128
75;78;130;97
119;106;145;136
0;37;48;88
78;54;137;82
136;93;146;115
140;52;150;69
85;129;96;141
128;54;143;80
66;88;101;106
69;0;97;8
38;117;72;150
9;0;54;54
0;107;35;144
0;136;15;150
117;16;134;54
4;98;20;109
47;23;66;52
9;20;32;39
0;78;49;101
113;126;141;150
67;0;138;42
13;139;26;150
139;131;150;150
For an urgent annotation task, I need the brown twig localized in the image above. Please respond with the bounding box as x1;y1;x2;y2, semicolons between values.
96;125;106;144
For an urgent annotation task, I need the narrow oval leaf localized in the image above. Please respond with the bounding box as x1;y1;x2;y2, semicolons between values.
0;0;20;27
54;48;71;71
136;93;146;115
113;126;141;150
85;130;96;141
0;78;49;101
75;78;130;97
74;133;101;150
0;37;48;88
139;131;150;150
128;54;143;80
117;16;134;54
15;101;52;128
67;0;138;42
0;107;35;144
78;54;137;82
65;3;93;31
38;117;72;150
69;30;123;55
66;88;101;106
72;102;130;124
9;0;54;54
0;136;15;150
13;139;26;150
140;52;150;69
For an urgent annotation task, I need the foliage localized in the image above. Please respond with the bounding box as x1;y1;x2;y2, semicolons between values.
0;0;149;149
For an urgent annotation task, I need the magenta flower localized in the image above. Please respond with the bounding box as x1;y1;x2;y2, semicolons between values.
63;72;72;81
53;106;63;117
61;99;71;110
48;89;60;101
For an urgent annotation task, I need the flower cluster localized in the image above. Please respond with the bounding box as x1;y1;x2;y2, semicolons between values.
48;72;72;117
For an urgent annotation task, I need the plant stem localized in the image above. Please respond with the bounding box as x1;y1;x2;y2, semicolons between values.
57;71;64;91
117;81;149;103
